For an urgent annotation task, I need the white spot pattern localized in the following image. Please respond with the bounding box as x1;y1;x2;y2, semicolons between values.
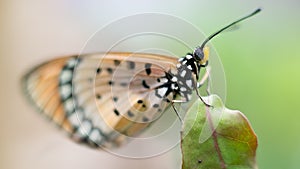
186;54;192;59
180;70;186;77
60;69;72;84
157;87;168;97
171;76;178;82
186;80;192;88
60;84;72;99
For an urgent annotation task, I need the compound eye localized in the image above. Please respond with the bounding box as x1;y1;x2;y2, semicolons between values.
193;47;204;61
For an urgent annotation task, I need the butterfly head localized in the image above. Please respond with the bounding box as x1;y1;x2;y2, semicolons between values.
193;46;209;66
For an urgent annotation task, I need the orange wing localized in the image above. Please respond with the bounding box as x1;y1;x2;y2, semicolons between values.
22;52;180;148
22;56;75;133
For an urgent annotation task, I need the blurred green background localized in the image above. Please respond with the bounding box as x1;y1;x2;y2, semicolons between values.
1;0;299;169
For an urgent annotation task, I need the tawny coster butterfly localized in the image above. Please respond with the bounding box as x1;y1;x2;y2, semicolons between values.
22;9;261;148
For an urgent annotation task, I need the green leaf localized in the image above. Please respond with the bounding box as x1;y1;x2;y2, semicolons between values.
181;95;258;169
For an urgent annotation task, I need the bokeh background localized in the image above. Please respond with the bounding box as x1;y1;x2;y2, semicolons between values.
1;0;299;169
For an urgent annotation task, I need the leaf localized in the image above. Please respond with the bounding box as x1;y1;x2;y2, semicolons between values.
181;95;258;169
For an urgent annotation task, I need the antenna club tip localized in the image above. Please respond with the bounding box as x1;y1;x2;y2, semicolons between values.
254;8;262;14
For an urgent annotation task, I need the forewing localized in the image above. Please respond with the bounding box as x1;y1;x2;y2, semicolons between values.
22;52;179;148
22;56;76;133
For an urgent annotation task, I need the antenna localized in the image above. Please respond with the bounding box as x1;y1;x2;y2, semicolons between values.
200;8;261;49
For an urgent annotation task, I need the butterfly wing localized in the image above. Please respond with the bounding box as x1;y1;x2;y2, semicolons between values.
22;56;75;133
22;52;179;148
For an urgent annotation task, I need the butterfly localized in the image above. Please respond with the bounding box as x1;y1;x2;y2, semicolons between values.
22;9;260;148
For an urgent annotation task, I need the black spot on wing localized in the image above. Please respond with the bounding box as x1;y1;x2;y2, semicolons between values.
127;110;134;117
96;94;101;99
127;61;135;70
114;109;120;116
155;89;163;98
108;81;114;86
106;68;113;74
142;117;149;122
145;63;152;75
142;80;150;89
114;60;121;66
153;104;159;108
96;67;101;74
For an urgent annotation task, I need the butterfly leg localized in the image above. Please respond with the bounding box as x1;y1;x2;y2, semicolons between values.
197;73;211;96
205;74;211;96
195;66;212;107
171;100;187;123
197;66;210;89
194;86;213;108
195;80;212;108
